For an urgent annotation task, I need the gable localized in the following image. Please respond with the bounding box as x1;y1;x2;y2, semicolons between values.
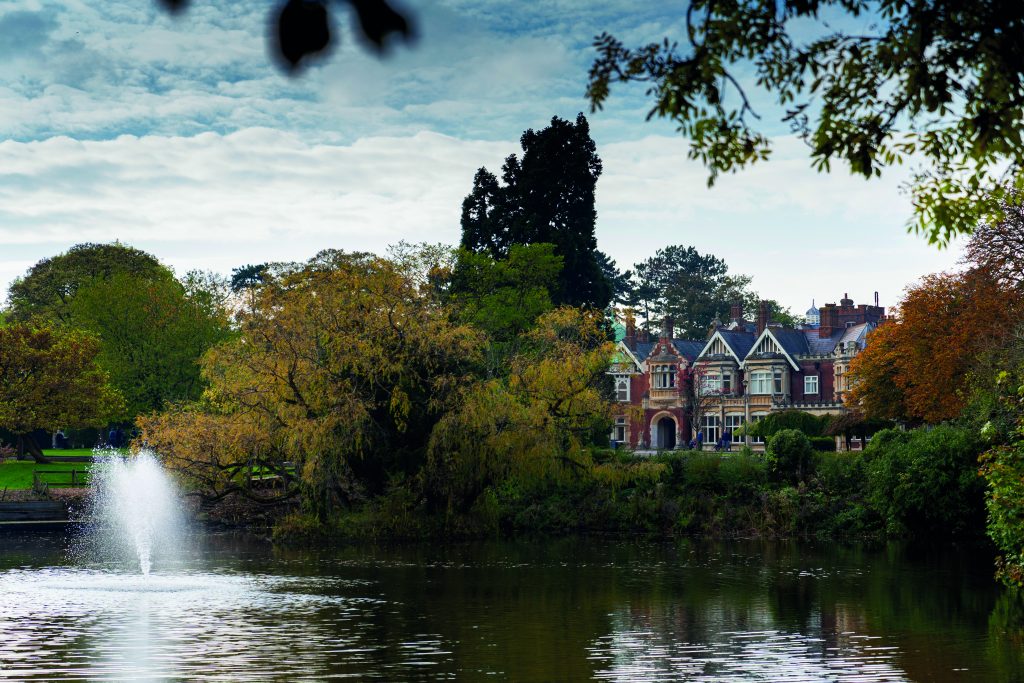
697;330;743;365
610;341;641;373
743;329;801;370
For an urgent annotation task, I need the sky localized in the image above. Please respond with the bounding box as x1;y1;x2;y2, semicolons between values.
0;0;962;314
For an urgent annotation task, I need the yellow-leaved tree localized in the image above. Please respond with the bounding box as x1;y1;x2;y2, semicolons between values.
425;307;620;516
139;249;484;512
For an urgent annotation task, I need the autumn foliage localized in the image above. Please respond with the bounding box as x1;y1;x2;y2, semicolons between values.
0;323;123;460
849;268;1022;423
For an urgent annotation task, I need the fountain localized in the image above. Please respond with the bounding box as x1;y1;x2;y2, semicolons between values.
86;449;186;575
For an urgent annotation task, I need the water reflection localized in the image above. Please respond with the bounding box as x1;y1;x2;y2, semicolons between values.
0;534;1019;681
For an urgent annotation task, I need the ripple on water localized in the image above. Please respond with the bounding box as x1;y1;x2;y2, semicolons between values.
0;566;392;681
587;627;911;682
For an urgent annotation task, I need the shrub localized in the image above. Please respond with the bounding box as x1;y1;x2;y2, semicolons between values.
865;424;985;537
766;429;814;481
718;453;767;495
809;436;836;452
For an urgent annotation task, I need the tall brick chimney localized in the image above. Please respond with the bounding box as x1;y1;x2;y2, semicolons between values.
818;303;838;338
756;300;770;335
730;301;743;324
660;315;674;340
624;310;636;348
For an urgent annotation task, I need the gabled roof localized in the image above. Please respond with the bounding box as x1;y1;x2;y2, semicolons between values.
743;328;803;370
717;330;757;359
611;340;643;371
696;329;756;365
672;339;705;361
804;329;842;354
771;328;811;357
838;322;873;350
633;341;655;361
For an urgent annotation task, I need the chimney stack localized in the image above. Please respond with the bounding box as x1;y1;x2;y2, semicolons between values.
730;301;743;324
660;316;674;340
819;303;838;338
625;310;636;347
756;300;770;335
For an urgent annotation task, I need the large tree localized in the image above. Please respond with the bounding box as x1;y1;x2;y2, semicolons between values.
6;243;173;324
460;113;612;310
587;1;1024;245
142;249;484;512
450;244;563;344
849;268;1022;423
0;323;123;462
70;273;234;420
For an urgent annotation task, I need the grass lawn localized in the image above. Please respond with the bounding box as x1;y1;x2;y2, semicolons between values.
42;449;101;458
0;461;95;491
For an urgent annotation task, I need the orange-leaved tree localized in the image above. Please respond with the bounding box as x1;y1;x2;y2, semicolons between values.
0;323;124;461
850;268;1021;424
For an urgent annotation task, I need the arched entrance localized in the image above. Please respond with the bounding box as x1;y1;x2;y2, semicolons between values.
656;417;677;450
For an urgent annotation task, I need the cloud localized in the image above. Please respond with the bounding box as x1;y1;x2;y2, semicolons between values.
0;128;960;311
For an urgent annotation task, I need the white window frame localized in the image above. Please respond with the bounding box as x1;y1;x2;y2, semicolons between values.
725;414;744;443
701;373;722;394
804;375;819;395
751;413;767;444
701;415;721;444
773;368;784;394
653;364;676;389
750;371;771;394
722;373;732;394
615;376;631;402
612;416;627;443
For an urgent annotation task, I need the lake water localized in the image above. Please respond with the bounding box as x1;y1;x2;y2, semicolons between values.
0;532;1021;681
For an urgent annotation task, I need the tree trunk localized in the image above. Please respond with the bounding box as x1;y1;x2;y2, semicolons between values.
18;434;51;464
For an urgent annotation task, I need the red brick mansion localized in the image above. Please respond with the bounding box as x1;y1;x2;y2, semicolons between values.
609;295;885;450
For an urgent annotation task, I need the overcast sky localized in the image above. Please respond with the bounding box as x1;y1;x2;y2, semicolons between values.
0;0;961;313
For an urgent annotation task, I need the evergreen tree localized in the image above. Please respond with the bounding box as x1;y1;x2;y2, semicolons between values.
460;113;611;309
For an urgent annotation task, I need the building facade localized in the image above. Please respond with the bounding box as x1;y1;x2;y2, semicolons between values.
611;295;885;450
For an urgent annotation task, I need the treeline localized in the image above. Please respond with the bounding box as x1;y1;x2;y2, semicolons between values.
847;196;1024;587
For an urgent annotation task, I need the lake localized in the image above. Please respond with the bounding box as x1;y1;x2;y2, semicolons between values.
0;531;1021;681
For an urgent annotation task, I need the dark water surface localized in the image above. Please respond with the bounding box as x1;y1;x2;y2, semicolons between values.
0;532;1022;681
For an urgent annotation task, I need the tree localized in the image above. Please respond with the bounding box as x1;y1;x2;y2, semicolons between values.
69;273;234;421
450;244;563;343
849;268;1022;423
963;194;1024;291
147;249;484;513
6;243;173;324
230;264;270;293
0;323;123;462
765;429;814;482
979;367;1024;587
595;251;634;307
587;1;1024;245
460;114;612;310
425;307;615;514
677;362;734;447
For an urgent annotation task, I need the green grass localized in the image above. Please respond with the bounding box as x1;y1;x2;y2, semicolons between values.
0;461;95;491
42;448;127;457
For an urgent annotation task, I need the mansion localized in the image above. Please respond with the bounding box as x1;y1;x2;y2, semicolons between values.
609;295;885;450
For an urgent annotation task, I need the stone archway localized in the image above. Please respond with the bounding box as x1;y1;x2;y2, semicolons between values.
650;413;678;450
